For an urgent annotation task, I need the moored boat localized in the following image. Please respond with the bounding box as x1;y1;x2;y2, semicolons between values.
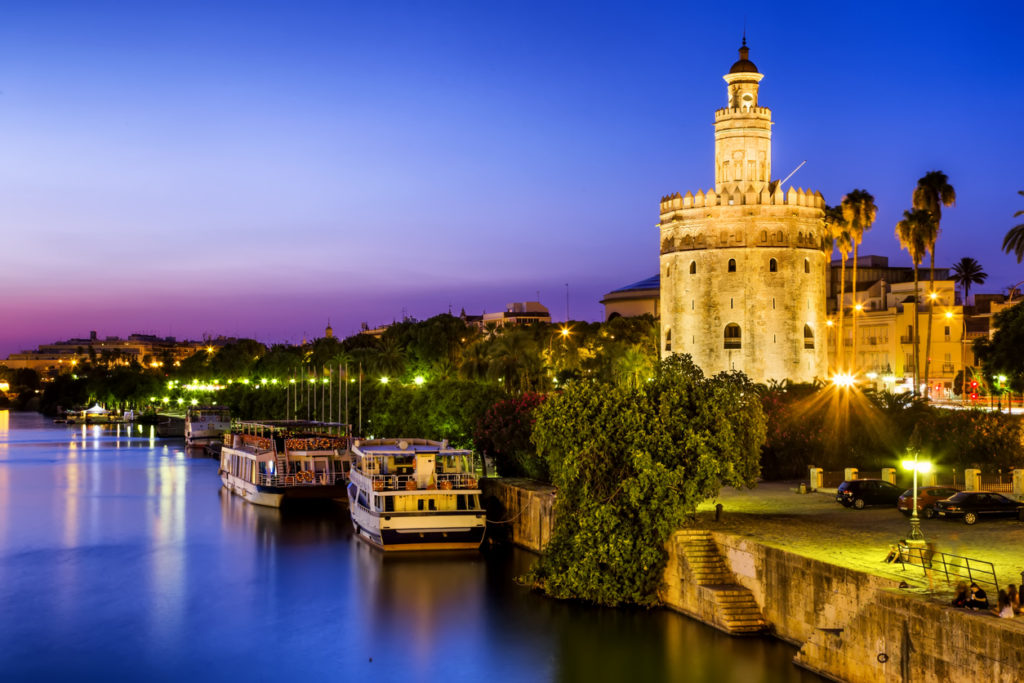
185;405;230;448
346;438;485;551
219;421;350;508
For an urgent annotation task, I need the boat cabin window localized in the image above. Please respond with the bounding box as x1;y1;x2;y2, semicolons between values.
417;499;424;511
384;496;394;512
457;495;467;510
428;499;436;511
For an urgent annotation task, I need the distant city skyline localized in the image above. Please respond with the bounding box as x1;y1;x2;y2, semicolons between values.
3;1;1023;357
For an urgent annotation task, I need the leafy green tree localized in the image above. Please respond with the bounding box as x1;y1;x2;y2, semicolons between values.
895;209;933;395
913;171;956;397
841;189;878;371
527;355;765;606
974;301;1024;405
1002;190;1024;263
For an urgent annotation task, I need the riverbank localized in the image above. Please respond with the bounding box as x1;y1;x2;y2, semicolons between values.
484;479;1024;683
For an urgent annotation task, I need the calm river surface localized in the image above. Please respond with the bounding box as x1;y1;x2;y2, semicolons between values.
0;411;821;682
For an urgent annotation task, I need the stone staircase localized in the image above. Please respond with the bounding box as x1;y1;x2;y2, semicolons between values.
676;529;768;635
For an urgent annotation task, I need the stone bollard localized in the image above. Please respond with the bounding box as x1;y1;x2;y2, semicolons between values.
881;467;896;484
921;471;937;487
964;468;981;491
808;467;823;491
1012;469;1024;497
844;467;859;482
715;503;723;521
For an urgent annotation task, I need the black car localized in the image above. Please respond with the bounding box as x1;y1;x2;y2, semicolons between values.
836;479;904;509
934;491;1024;525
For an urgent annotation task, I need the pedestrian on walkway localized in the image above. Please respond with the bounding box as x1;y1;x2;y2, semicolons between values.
951;582;969;608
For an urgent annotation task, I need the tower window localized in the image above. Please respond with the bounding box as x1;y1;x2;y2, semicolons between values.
769;258;778;273
804;325;815;349
689;261;696;275
804;258;810;273
728;258;736;273
724;324;742;349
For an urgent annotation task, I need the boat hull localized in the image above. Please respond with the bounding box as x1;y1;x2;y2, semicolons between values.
347;483;485;551
220;472;347;508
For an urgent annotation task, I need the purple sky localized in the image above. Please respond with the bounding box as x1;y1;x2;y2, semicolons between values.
2;1;1023;356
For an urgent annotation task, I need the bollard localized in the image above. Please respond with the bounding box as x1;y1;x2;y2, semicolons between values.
808;467;823;491
844;467;859;482
715;503;723;522
799;483;807;494
1013;469;1024;497
881;467;896;484
964;468;981;491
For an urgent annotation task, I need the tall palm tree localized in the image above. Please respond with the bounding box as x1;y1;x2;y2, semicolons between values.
841;189;878;373
822;205;849;371
951;257;988;395
1002;190;1024;263
913;171;956;397
896;209;933;395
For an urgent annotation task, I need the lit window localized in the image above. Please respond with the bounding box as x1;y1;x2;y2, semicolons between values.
724;324;742;349
804;258;810;273
804;325;814;349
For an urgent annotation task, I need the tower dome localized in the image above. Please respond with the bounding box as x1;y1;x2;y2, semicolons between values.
729;37;758;74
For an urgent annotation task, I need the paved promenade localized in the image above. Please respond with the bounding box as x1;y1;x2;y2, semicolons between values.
696;482;1024;592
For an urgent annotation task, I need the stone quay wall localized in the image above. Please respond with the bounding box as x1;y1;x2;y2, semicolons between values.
480;478;556;553
487;480;1023;682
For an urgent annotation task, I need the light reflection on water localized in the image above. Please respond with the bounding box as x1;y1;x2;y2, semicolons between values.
0;411;821;682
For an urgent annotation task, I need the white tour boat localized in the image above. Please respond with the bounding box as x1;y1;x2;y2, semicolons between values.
219;421;350;508
185;405;231;449
346;438;486;551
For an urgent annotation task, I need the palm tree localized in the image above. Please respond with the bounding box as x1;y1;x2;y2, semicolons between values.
913;171;956;397
841;189;878;373
951;257;988;395
1002;190;1024;263
896;209;934;395
823;205;849;371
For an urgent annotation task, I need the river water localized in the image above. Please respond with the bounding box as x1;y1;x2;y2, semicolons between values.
0;411;821;682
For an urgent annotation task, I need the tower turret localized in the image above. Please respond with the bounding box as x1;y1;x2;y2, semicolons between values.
714;38;772;194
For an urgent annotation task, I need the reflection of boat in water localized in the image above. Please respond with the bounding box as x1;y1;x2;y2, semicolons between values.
219;421;350;508
155;417;185;437
185;405;230;448
218;488;351;547
347;438;485;551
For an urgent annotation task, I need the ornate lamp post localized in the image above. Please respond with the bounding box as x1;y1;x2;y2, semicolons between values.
901;451;932;541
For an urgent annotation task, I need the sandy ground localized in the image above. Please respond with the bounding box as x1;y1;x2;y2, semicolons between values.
695;481;1024;596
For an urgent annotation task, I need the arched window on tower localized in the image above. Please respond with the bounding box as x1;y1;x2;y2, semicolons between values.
665;329;672;352
769;258;778;273
728;258;737;273
804;325;815;349
689;261;696;275
804;258;810;273
724;324;742;349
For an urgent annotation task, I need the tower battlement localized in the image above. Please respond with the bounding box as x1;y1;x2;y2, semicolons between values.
714;106;771;119
659;186;824;215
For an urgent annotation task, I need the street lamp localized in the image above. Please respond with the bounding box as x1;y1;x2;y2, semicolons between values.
901;452;932;541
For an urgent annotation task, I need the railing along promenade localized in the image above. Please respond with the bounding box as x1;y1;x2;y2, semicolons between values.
895;545;1001;592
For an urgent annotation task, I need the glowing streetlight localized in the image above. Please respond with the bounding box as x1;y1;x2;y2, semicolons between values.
825;319;834;327
854;303;863;312
945;310;954;320
832;373;855;388
560;327;571;338
413;376;425;386
901;452;932;541
380;377;389;384
929;291;938;301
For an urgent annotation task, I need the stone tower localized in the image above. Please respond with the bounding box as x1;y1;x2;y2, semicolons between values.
658;40;827;384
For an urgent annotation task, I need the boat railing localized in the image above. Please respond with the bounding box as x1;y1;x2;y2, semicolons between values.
366;471;479;492
257;471;345;487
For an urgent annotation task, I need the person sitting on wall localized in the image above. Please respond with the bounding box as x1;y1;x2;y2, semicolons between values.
883;540;909;564
991;590;1015;619
966;583;989;611
951;582;969;608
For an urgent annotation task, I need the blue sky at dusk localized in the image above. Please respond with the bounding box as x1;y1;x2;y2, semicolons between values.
2;1;1022;356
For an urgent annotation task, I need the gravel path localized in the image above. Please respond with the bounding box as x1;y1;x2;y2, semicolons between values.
695;481;1024;594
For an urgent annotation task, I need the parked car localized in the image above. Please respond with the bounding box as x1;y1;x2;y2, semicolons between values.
836;479;904;509
897;485;960;519
934;492;1024;525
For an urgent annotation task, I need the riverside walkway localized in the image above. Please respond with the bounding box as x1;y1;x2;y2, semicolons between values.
696;482;1024;591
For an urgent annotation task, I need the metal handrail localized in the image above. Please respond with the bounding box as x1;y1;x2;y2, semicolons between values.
895;545;1000;592
256;471;345;487
362;471;479;492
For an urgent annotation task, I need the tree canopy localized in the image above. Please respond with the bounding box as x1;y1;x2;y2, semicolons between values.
526;355;766;607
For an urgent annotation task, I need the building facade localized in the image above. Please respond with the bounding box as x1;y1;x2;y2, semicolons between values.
659;40;827;383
